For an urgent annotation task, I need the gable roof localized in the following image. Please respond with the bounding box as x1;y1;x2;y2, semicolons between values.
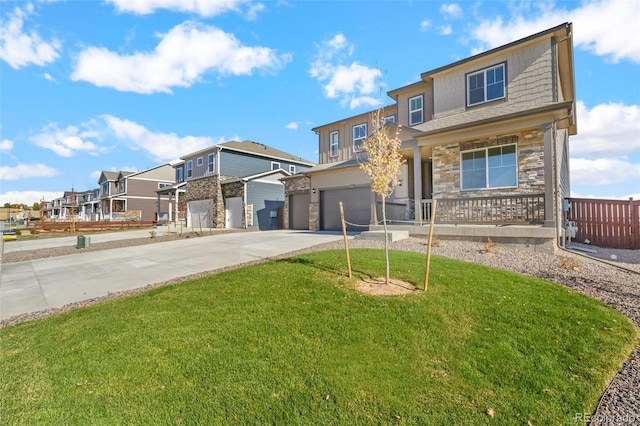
98;171;121;183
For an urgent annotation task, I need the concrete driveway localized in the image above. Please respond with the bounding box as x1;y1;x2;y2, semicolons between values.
0;230;347;320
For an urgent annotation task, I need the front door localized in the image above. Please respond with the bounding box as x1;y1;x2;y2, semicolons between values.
225;197;243;228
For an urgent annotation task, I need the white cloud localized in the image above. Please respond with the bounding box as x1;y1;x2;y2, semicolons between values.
571;157;640;186
0;3;61;69
43;72;54;81
570;101;640;157
439;25;453;35
71;21;292;94
420;20;431;32
106;0;256;18
30;122;106;157
0;139;13;151
468;1;640;63
246;3;265;20
310;34;383;109
285;122;298;130
0;163;58;181
440;3;463;18
90;170;102;179
0;190;63;206
101;115;221;161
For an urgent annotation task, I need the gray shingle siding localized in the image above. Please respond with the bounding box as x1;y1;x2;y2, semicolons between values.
246;181;284;230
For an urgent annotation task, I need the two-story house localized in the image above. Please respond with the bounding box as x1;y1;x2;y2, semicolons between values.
286;23;576;252
78;188;100;221
166;140;314;230
98;164;174;221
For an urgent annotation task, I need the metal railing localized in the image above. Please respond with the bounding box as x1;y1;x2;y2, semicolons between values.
421;193;545;224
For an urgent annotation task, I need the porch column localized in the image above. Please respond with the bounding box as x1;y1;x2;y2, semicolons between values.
156;192;161;222
543;122;555;227
413;144;423;225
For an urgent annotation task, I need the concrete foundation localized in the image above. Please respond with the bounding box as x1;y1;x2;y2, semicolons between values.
370;224;557;254
356;230;410;242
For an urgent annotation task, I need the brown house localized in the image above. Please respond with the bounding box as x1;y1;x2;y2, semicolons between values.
97;164;175;221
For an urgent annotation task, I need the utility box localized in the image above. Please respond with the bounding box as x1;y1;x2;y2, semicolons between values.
76;235;91;249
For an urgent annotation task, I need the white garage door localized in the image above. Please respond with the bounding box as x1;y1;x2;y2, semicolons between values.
320;187;371;231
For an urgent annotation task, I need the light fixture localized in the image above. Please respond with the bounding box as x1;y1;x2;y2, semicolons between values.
398;179;403;187
312;188;316;194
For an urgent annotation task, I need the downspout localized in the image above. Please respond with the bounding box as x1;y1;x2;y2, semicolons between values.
552;111;572;249
550;28;573;250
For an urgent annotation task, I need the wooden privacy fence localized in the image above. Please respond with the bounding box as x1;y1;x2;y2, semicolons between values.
29;220;156;234
567;198;639;250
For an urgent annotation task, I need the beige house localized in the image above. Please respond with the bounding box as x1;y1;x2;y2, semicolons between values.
285;23;576;252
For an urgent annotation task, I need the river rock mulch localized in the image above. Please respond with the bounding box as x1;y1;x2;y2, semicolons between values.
1;235;638;423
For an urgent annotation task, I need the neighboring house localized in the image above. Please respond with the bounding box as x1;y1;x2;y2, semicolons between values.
98;164;175;221
288;23;576;252
78;188;100;221
172;140;314;230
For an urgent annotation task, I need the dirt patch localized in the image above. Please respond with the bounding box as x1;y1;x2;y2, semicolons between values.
355;277;418;296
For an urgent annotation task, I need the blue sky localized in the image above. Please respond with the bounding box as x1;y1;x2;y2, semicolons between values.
1;0;639;206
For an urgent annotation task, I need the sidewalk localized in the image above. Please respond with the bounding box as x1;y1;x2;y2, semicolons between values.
1;225;193;253
0;230;348;321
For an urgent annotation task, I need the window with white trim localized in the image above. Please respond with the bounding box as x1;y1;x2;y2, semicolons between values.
384;115;396;124
467;63;505;107
461;144;517;190
271;161;281;170
329;131;339;157
352;123;367;152
289;165;296;174
175;167;184;183
158;182;171;189
197;156;203;167
409;95;423;126
207;153;215;173
187;160;193;178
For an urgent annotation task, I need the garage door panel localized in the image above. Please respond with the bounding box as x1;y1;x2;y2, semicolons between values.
290;193;310;230
321;187;371;231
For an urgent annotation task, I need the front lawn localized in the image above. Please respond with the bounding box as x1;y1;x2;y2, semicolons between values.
1;249;637;425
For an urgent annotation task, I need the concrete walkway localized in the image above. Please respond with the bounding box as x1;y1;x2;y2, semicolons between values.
0;230;348;320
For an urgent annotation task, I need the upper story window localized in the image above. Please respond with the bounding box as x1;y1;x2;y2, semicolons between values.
352;123;367;152
467;63;505;107
186;160;193;178
158;182;171;189
289;165;296;174
175;167;184;183
271;161;281;170
207;153;215;173
329;131;339;157
197;156;203;167
409;95;423;126
461;143;517;190
384;115;396;124
101;181;110;197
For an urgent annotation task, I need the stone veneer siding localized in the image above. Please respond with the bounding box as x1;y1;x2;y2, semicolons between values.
282;175;310;229
432;128;545;198
309;202;319;231
431;128;545;223
221;180;246;228
185;175;227;228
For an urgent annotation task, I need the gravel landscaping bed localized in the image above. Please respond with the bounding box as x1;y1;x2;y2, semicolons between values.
2;234;638;421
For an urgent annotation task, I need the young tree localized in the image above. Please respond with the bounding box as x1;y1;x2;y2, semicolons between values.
359;108;405;284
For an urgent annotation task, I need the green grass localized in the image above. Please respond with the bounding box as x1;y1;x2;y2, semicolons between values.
1;249;637;425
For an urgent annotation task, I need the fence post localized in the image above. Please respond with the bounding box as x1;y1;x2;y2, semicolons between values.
631;198;638;250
